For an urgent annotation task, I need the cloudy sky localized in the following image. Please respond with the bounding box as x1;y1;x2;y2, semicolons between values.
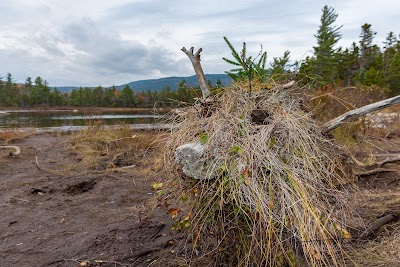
0;0;399;87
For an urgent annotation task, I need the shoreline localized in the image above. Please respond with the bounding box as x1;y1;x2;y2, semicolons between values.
0;123;173;133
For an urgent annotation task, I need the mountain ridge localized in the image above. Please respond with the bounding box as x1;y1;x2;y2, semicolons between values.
56;74;231;93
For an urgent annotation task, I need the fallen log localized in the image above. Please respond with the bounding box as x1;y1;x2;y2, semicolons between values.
321;95;400;133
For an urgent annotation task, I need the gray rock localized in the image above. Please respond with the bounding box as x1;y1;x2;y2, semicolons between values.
175;142;220;180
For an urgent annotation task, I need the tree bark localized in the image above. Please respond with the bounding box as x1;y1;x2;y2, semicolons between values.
181;47;211;99
321;95;400;133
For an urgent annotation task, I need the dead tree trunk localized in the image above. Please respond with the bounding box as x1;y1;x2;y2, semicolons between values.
181;47;211;99
321;95;400;133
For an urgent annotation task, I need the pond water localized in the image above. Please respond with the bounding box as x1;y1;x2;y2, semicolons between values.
0;109;165;129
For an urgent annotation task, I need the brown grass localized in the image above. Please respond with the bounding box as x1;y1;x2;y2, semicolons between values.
163;81;352;266
0;129;35;144
70;121;161;171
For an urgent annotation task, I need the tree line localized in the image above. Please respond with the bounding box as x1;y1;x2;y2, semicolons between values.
1;5;399;108
299;6;400;94
0;75;222;107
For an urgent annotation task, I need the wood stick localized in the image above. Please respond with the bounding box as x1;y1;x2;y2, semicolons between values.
354;168;397;176
321;95;400;133
181;47;211;99
358;214;399;239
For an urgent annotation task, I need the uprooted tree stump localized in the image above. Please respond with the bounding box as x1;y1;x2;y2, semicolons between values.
163;47;400;267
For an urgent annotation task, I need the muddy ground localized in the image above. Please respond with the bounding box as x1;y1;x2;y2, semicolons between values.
0;133;182;267
1;132;400;267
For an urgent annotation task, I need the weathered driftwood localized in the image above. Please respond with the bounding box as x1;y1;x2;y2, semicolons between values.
321;95;400;133
0;145;21;156
181;47;211;99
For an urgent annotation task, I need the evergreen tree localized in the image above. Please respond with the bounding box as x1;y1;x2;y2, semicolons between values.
387;51;400;94
359;23;377;71
119;85;135;107
383;32;398;79
310;5;342;83
222;36;268;84
270;50;291;75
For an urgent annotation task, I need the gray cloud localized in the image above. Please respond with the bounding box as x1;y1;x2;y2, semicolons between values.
0;0;399;86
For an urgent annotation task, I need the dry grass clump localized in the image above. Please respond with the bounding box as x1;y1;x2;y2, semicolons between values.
164;81;351;266
70;121;159;170
348;222;400;266
0;129;35;144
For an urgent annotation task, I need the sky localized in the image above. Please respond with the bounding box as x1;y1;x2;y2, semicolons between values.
0;0;399;87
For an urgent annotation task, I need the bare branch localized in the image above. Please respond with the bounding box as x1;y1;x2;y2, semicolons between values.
181;46;211;99
321;95;400;133
354;168;397;176
358;213;399;239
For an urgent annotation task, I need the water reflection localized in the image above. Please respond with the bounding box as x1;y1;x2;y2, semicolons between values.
0;109;164;128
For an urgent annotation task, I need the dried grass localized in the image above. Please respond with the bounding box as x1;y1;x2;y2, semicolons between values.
0;129;35;144
347;222;400;267
164;81;352;266
70;121;160;171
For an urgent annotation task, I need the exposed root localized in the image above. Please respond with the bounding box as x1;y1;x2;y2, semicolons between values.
358;213;400;239
0;145;21;156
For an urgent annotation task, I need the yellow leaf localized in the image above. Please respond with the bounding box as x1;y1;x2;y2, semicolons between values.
151;182;164;190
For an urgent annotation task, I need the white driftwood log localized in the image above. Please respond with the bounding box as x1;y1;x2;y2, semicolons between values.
321;95;400;133
181;47;211;99
0;145;21;156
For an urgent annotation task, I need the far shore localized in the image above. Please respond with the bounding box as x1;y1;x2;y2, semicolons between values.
0;106;173;112
0;106;172;113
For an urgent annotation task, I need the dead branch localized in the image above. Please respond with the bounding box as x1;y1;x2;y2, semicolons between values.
181;47;211;99
321;95;400;133
350;154;400;168
280;80;296;89
0;145;21;156
354;168;398;176
358;213;400;239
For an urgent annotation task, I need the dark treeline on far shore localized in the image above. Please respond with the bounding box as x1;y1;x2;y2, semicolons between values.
0;76;222;108
1;6;400;109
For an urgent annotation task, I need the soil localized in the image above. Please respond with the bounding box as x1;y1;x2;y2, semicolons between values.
1;132;400;267
0;133;182;267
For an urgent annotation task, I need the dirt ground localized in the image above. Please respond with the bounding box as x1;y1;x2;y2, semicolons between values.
1;131;400;267
0;133;182;267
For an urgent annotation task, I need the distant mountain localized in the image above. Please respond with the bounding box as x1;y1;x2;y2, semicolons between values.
56;74;232;93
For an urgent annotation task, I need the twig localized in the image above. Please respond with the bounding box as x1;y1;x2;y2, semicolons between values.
34;156;53;174
112;164;136;171
107;135;137;143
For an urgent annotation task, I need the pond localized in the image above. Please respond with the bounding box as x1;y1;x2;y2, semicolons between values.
0;109;166;130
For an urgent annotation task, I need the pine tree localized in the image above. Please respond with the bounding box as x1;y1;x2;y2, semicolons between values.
383;32;398;79
270;50;291;75
311;5;342;83
222;36;268;85
359;23;377;71
387;51;400;95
